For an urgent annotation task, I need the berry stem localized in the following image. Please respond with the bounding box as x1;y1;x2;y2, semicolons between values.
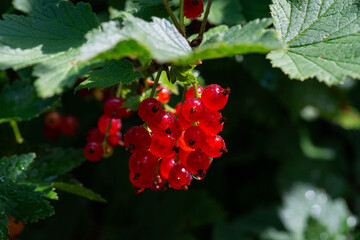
102;118;113;148
162;0;185;36
198;0;212;40
193;83;200;98
176;85;188;118
150;68;163;98
10;120;24;144
179;0;185;32
116;82;123;98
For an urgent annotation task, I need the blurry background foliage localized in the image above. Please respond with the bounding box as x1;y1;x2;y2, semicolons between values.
2;0;360;239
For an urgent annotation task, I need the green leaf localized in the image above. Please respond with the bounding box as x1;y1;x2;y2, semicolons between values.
52;182;107;203
34;185;58;200
0;80;58;123
170;65;197;84
0;2;98;69
176;18;283;64
80;15;281;65
268;0;360;85
75;59;142;92
26;148;85;182
0;183;54;223
0;1;99;97
0;207;9;240
80;14;192;64
12;0;62;13
0;153;35;182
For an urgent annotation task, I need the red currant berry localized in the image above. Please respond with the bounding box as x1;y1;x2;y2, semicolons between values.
186;150;211;178
44;111;62;129
129;171;154;189
128;151;158;176
175;102;182;115
184;0;204;19
107;131;122;147
178;131;194;152
180;98;205;122
159;156;177;179
201;84;230;111
150;134;176;158
104;97;129;119
138;98;163;125
150;111;182;139
186;85;204;99
60;115;79;136
179;148;192;167
203;135;227;158
124;126;151;152
7;216;24;237
184;126;206;149
168;165;192;190
83;142;104;161
86;128;104;143
156;86;171;103
198;110;224;134
151;174;167;191
97;114;122;135
178;112;193;130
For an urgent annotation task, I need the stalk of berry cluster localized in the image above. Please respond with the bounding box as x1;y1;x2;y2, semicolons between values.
193;83;200;98
150;68;164;98
198;0;212;40
116;82;123;98
179;0;185;32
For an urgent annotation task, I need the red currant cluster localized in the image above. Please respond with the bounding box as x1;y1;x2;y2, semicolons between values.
124;84;229;193
44;111;79;140
83;97;132;161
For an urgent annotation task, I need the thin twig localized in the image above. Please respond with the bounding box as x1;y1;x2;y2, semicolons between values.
102;119;113;148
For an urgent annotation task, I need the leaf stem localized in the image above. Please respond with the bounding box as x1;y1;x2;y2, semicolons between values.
198;0;212;39
162;0;185;36
150;68;163;98
10;121;24;144
179;0;185;32
116;82;123;98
